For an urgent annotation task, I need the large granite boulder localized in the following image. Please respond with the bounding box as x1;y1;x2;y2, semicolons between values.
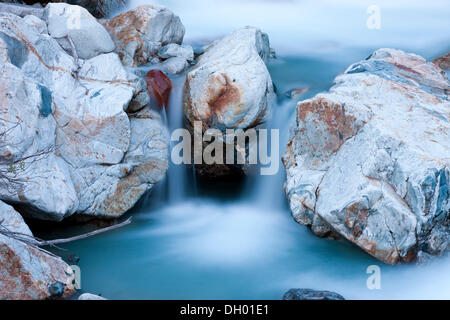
102;5;185;67
283;48;449;264
183;26;275;176
0;10;168;221
44;2;115;59
0;201;75;299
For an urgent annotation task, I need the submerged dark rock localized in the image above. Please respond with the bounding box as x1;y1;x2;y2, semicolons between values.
283;289;345;300
48;282;66;298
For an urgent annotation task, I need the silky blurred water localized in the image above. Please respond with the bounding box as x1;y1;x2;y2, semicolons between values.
36;1;450;299
125;0;450;59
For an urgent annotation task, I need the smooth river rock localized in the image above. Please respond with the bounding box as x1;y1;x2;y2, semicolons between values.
283;48;449;264
102;5;185;67
0;10;168;220
183;26;275;176
158;43;194;62
0;201;75;299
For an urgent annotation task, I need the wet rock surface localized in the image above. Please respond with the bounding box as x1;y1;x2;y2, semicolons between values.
283;48;450;264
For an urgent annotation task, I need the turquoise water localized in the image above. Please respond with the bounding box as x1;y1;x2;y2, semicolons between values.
35;1;450;300
33;56;450;300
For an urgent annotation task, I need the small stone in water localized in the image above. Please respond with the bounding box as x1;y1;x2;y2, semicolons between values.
145;69;172;108
48;281;65;298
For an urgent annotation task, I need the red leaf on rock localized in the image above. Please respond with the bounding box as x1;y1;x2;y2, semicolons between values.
145;70;172;108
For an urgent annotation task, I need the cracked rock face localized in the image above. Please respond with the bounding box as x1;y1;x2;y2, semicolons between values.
183;27;275;177
0;10;168;221
0;201;75;299
283;48;450;264
102;5;185;67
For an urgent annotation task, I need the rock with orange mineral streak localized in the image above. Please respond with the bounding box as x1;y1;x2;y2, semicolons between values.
283;48;450;264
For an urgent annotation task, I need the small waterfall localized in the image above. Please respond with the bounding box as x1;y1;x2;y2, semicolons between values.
164;74;191;204
250;99;297;210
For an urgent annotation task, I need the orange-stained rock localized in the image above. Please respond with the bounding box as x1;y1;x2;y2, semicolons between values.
433;52;450;71
283;48;450;264
102;5;185;67
0;201;75;300
145;70;172;108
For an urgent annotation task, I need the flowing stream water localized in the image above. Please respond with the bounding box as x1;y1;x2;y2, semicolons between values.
35;0;450;299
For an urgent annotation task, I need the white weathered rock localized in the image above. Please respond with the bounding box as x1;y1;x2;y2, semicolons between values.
283;48;450;264
44;3;115;59
126;71;151;113
78;293;107;300
0;12;168;220
158;43;194;62
0;2;44;19
102;5;185;67
0;201;75;299
183;26;274;176
77;107;169;218
159;56;189;74
22;14;48;34
184;26;273;131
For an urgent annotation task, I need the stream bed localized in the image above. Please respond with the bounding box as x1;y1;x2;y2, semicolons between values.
35;0;450;300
